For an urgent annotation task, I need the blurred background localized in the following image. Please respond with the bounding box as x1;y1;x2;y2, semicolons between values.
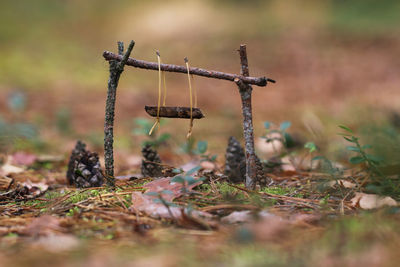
1;0;400;170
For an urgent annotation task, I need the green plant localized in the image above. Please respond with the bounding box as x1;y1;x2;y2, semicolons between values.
339;125;400;198
339;125;383;177
66;206;81;217
145;190;178;219
171;167;205;196
182;140;217;162
133;117;171;148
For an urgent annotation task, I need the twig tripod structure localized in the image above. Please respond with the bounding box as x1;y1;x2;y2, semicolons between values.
103;40;275;189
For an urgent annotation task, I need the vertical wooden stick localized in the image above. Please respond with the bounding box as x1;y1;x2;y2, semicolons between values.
235;44;257;189
104;40;135;187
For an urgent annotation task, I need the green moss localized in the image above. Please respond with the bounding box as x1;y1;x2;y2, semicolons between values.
261;186;303;198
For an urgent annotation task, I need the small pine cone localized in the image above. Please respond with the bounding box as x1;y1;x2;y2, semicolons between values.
141;145;163;177
66;141;103;188
67;140;86;185
255;156;270;187
225;136;246;183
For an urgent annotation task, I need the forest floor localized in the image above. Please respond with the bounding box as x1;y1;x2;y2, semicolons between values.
1;1;400;265
1;140;400;267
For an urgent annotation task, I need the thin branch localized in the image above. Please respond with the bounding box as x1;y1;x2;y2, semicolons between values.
104;40;135;187
103;51;275;87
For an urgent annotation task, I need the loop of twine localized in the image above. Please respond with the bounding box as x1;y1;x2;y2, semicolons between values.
149;51;163;135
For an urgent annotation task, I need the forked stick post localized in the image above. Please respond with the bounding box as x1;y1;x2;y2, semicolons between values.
104;40;135;187
235;45;257;189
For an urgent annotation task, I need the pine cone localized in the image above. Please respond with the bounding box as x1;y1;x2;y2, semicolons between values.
66;141;103;188
141;145;163;177
255;156;270;187
225;136;246;183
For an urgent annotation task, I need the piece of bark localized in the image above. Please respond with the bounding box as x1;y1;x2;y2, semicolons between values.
145;106;205;119
0;176;13;191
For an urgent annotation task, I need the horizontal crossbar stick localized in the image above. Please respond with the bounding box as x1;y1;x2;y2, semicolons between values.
145;106;205;119
103;51;275;87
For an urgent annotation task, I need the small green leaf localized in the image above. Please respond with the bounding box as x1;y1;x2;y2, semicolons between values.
264;121;271;129
172;168;182;174
283;132;295;148
279;121;291;131
366;154;383;164
346;146;360;152
339;125;353;133
171;176;185;184
349;156;365;164
186;166;201;175
161;190;173;195
196;141;208;154
342;136;355;142
311;155;325;161
362;144;372;149
210;155;217;162
144;192;159;196
184;176;198;185
304;142;317;153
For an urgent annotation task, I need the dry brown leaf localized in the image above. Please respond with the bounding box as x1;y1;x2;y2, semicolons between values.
143;176;202;202
11;152;37;166
130;192;212;221
33;234;79;252
200;161;215;170
351;193;397;209
24;215;64;236
0;162;25;176
326;179;356;189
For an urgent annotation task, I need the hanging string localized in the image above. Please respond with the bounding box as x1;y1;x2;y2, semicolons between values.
191;74;197;108
149;51;162;135
162;70;167;106
185;57;194;139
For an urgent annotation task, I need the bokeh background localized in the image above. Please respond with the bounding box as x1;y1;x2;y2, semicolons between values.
1;0;400;169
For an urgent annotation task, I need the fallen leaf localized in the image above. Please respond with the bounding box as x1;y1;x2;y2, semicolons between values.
130;191;212;222
326;179;356;189
180;161;200;173
221;210;277;224
36;154;64;163
0;176;13;190
351;193;397;209
25;215;64;236
11;152;37;166
143;176;202;202
281;156;297;175
22;180;49;197
200;161;215;170
33;234;79;252
0;162;25;176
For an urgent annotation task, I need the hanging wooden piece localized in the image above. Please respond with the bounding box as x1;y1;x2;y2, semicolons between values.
145;54;204;122
145;106;204;119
